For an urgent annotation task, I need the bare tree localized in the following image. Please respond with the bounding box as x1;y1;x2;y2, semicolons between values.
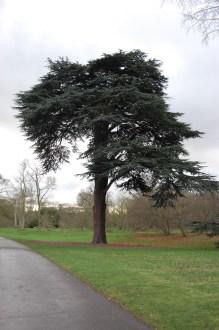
77;186;94;229
3;180;18;227
77;186;113;229
28;165;56;226
173;0;219;41
0;174;9;195
77;186;94;209
14;160;32;229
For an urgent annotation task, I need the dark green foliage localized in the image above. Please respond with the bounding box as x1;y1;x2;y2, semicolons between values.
0;199;14;227
191;221;219;236
26;208;60;228
41;207;60;228
15;50;218;207
26;214;39;228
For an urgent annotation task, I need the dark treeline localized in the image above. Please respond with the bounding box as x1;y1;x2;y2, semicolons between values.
0;191;219;236
108;193;219;236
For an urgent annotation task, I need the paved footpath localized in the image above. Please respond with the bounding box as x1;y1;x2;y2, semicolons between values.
0;238;152;330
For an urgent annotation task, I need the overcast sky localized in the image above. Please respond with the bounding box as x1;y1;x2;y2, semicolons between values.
0;0;219;203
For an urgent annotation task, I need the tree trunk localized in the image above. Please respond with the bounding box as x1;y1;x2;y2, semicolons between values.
36;176;41;227
21;211;25;229
20;198;25;229
92;120;109;244
92;176;108;244
14;211;18;227
178;221;187;237
14;199;18;227
37;201;41;227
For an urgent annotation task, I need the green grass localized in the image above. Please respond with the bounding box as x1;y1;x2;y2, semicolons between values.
0;227;132;243
1;228;219;329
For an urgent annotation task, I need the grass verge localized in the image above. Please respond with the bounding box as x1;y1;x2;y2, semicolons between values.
1;228;219;329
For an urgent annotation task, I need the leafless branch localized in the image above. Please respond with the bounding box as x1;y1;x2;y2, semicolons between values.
169;0;219;41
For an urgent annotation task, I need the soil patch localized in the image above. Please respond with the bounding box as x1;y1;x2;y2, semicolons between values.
19;233;218;249
21;240;147;248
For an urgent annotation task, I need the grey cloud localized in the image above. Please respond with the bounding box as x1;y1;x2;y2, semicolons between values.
0;0;4;9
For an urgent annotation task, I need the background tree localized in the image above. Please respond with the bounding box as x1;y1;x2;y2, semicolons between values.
28;165;56;226
0;174;9;195
77;186;112;229
13;160;33;229
40;207;60;228
173;0;219;41
0;199;14;227
77;187;93;229
109;194;132;230
15;50;217;243
110;192;219;235
0;175;13;227
77;186;94;209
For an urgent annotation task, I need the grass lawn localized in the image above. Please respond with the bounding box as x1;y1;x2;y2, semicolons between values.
1;228;219;329
0;227;132;243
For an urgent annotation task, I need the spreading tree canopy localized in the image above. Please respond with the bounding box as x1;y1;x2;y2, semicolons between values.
15;50;217;243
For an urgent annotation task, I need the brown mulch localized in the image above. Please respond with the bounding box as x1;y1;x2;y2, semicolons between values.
22;240;147;248
20;234;218;249
133;233;219;247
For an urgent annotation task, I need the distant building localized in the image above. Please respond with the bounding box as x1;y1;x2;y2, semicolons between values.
43;201;84;213
58;203;84;213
